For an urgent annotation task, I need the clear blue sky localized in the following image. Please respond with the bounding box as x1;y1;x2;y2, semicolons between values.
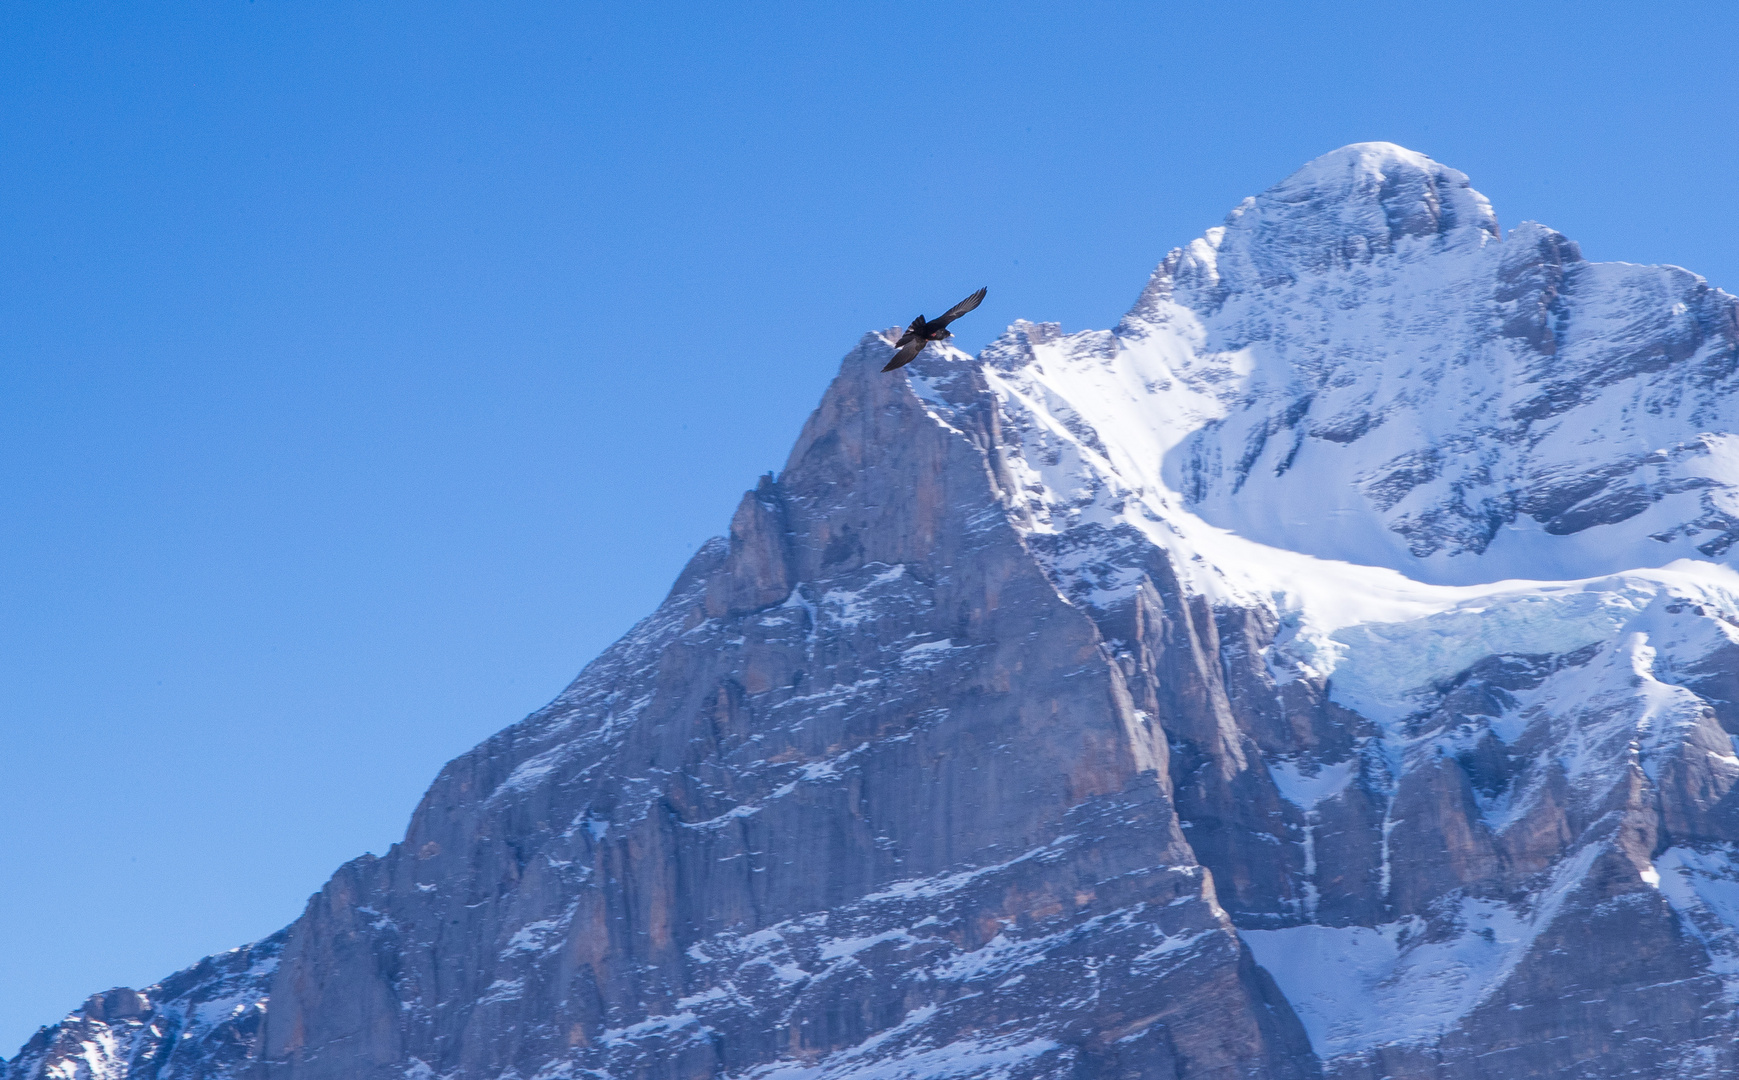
3;0;1735;1049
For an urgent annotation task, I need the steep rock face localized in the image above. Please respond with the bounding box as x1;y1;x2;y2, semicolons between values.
238;339;1313;1080
10;143;1739;1080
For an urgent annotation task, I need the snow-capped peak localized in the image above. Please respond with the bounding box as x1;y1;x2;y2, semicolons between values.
1127;143;1502;327
905;151;1739;1066
914;141;1739;731
1016;144;1739;591
1209;142;1498;291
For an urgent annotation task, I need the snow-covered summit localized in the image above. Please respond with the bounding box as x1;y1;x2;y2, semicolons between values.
986;143;1739;588
1189;141;1499;294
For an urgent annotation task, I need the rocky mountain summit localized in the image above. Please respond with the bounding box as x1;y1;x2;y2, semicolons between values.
10;143;1739;1080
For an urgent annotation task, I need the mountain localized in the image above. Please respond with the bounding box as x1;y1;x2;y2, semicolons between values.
9;142;1739;1080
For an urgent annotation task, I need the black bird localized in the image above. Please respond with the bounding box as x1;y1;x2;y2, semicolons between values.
882;287;988;372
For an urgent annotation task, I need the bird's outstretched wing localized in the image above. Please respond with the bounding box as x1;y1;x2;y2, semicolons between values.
895;315;927;346
882;337;927;372
933;286;987;328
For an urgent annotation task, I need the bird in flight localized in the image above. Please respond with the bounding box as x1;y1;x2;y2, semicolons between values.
882;287;988;372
